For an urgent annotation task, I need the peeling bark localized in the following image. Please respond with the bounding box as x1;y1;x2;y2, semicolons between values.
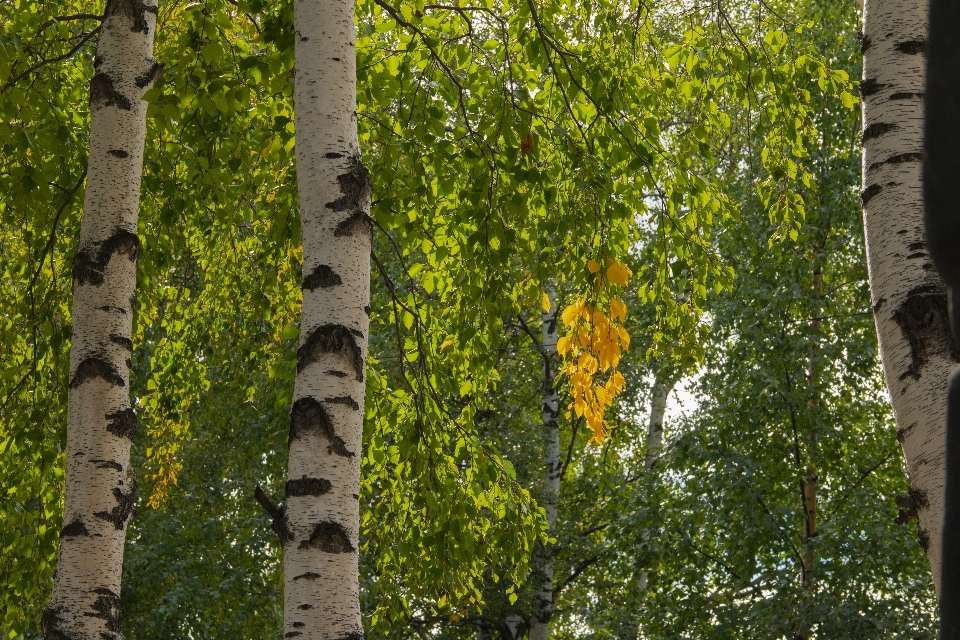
861;0;951;590
43;1;159;637
282;0;371;635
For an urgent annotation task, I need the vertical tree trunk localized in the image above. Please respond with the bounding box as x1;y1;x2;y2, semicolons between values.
281;0;372;636
528;289;560;640
861;0;952;591
637;375;675;593
42;1;160;638
797;243;825;640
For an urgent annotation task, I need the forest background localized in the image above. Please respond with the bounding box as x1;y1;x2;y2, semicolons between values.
0;0;942;637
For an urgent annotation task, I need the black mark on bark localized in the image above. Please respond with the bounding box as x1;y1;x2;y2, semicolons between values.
860;78;885;97
92;459;124;471
134;59;163;88
327;155;373;236
334;212;373;237
254;485;294;544
293;572;321;581
285;476;332;497
108;150;129;158
99;305;127;314
326;369;348;378
293;622;306;628
894;286;960;380
891;92;924;100
324;152;343;158
61;518;90;537
858;31;871;53
84;587;122;633
105;0;158;34
874;297;887;313
286;633;303;638
93;480;137;530
909;242;927;251
364;305;371;316
919;527;931;551
895;488;928;524
303;264;342;290
895;40;926;54
896;421;916;442
299;520;354;553
106;408;137;440
109;335;133;350
325;395;360;410
869;152;923;171
41;607;71;640
908;252;928;259
289;397;355;457
298;324;364;381
337;633;366;640
862;123;896;143
73;229;140;286
860;184;883;206
297;604;314;609
89;73;132;111
70;358;124;388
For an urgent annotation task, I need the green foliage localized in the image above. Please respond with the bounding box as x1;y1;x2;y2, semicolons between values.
0;0;892;637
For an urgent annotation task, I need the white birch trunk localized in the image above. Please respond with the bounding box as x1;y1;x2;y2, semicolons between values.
529;289;560;640
861;0;953;591
280;0;371;636
637;377;674;592
42;1;160;638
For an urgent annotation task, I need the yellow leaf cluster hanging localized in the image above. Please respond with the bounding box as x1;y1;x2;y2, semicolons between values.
556;258;632;443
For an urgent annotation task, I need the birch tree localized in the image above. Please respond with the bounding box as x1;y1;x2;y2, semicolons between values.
41;0;160;637
860;0;953;589
528;289;560;640
260;0;372;636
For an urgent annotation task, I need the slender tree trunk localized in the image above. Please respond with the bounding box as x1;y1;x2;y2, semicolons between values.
42;1;160;637
637;375;675;592
797;245;824;640
529;289;560;640
280;0;372;636
504;616;525;640
861;0;952;591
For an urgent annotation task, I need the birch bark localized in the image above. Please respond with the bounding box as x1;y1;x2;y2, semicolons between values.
528;289;560;640
279;0;372;636
42;1;160;638
636;376;674;593
861;0;953;590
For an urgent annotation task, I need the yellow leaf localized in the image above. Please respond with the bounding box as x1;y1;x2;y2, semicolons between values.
592;309;607;329
561;304;580;327
587;259;602;273
557;336;572;357
541;292;552;312
606;259;632;286
440;338;454;350
610;297;627;322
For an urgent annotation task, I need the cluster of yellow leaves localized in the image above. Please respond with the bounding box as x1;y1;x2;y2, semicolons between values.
556;258;632;443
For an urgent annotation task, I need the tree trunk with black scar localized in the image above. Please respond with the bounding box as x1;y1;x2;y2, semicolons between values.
42;1;160;638
272;0;372;636
861;0;955;591
528;289;559;640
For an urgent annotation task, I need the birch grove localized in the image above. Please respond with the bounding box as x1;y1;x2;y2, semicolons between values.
860;0;953;590
41;1;160;637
